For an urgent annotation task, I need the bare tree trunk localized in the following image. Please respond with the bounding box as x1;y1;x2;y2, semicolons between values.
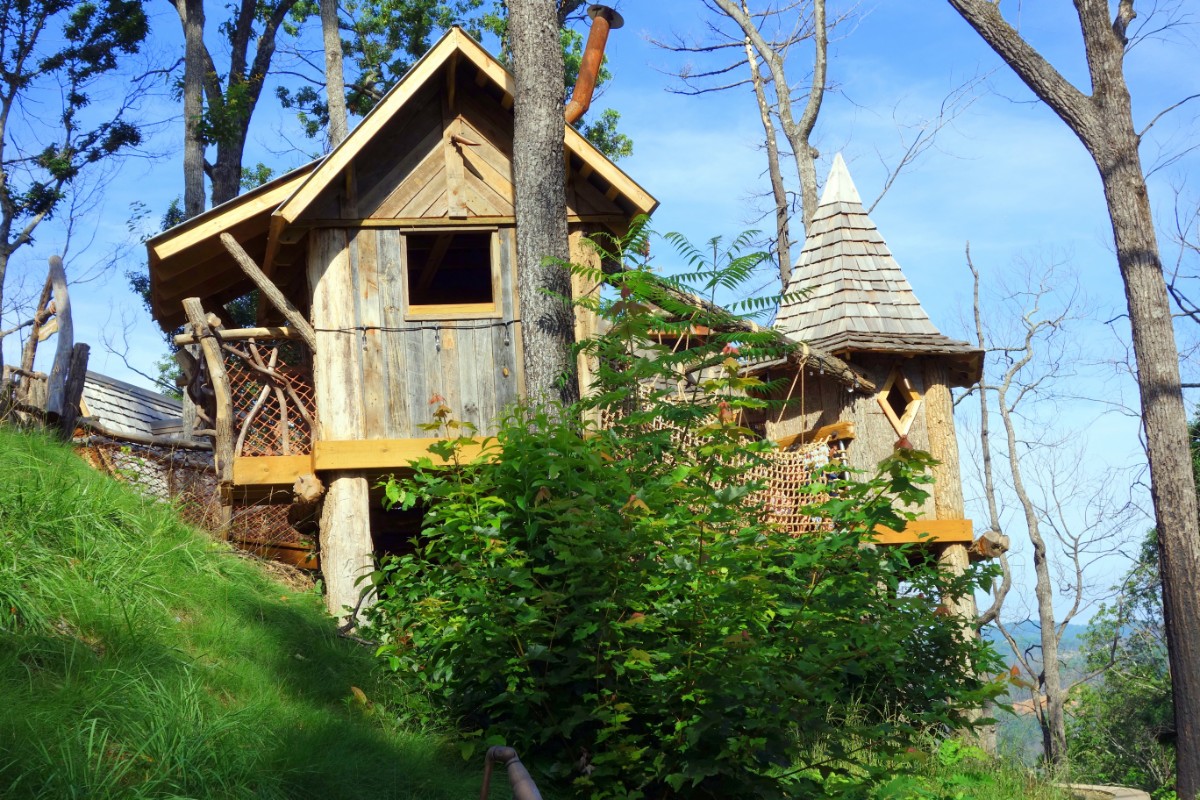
182;0;205;218
740;13;792;285
508;0;578;406
321;0;348;148
713;0;827;235
945;2;1200;792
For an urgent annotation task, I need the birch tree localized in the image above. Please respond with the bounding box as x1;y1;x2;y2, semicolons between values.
944;3;1200;794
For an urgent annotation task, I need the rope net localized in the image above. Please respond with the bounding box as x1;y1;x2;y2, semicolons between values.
222;339;316;458
597;410;845;536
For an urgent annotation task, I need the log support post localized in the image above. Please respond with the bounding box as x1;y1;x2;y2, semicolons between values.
56;343;89;440
308;229;374;621
183;297;235;539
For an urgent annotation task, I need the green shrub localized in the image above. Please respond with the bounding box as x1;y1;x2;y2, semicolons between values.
365;223;1003;798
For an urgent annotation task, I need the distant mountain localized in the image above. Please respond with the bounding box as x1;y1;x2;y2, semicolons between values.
984;619;1088;654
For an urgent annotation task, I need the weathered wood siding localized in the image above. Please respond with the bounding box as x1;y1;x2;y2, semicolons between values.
766;355;942;519
308;226;522;438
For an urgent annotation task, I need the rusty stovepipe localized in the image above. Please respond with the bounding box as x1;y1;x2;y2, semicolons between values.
479;746;543;800
564;4;624;125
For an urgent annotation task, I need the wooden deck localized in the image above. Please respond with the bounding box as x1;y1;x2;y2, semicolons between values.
228;441;973;548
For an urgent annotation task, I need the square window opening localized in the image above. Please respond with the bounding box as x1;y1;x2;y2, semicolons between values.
405;231;496;312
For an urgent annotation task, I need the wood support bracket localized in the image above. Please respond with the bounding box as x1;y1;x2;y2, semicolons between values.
219;233;318;351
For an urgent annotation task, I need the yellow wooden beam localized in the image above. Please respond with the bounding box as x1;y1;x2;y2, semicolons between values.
313;437;494;471
870;518;973;546
775;421;856;449
232;454;314;487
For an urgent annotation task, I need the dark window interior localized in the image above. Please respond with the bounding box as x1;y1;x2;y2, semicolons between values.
406;231;493;306
885;381;910;419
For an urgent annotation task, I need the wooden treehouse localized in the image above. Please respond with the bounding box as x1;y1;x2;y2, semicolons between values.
145;26;1000;616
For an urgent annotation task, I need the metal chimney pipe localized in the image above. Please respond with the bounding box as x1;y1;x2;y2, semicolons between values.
564;4;624;125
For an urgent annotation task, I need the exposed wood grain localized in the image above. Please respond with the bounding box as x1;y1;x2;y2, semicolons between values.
45;256;73;418
307;229;373;618
314;437;493;469
871;518;973;545
232;454;314;485
57;343;90;440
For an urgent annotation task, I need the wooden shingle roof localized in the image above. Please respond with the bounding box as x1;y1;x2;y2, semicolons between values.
80;372;183;438
775;154;980;385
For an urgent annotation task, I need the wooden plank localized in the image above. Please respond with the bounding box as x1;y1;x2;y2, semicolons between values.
432;325;462;426
148;167;314;264
377;229;410;438
357;101;444;215
407;301;500;319
453;326;481;427
774;421;857;449
375;149;443;219
314;437;493;470
298;215;631;229
353;228;391;437
229;538;319;570
442;93;468;218
233;454;314;486
870;518;973;546
497;228;525;400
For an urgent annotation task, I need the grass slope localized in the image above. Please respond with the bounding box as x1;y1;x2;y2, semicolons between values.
0;427;483;799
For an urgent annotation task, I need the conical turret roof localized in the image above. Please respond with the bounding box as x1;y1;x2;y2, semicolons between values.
775;154;980;384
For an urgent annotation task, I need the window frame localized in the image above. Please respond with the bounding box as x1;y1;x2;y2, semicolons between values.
401;227;503;321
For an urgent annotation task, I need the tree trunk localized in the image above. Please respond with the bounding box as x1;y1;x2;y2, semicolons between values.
182;0;205;218
740;15;791;286
508;0;578;406
321;0;348;148
944;3;1200;792
1099;143;1200;799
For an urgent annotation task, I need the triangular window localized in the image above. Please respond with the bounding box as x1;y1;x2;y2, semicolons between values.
877;367;922;436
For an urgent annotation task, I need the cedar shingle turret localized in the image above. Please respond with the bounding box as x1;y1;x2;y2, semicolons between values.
775;154;980;386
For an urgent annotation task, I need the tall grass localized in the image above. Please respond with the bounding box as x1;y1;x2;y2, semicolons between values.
0;427;486;799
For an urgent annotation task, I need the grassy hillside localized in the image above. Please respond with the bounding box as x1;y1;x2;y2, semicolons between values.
0;427;485;799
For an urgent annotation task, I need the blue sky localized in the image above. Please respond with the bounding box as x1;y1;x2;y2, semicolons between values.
7;0;1198;617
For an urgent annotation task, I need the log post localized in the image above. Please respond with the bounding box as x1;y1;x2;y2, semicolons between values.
307;229;374;621
45;256;73;418
56;343;89;440
182;297;235;539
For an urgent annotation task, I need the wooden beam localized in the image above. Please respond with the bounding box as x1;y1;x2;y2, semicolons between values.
219;233;318;351
183;297;235;487
774;421;856;449
175;326;296;346
870;518;973;546
232;454;314;486
313;437;493;471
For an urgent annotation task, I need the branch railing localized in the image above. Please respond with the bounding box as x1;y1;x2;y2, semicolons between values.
176;309;316;484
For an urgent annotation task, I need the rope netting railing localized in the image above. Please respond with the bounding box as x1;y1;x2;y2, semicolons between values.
77;436;317;568
221;339;316;458
598;410;845;536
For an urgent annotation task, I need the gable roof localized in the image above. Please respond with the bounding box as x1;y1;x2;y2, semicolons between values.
274;27;656;228
774;154;980;385
146;26;657;331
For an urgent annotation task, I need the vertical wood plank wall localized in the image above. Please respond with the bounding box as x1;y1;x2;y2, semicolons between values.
313;225;523;437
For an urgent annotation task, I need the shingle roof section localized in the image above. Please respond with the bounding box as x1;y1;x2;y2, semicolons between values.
81;372;183;438
775;154;977;358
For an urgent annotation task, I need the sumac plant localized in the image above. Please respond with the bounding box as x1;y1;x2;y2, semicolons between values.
365;221;1002;798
